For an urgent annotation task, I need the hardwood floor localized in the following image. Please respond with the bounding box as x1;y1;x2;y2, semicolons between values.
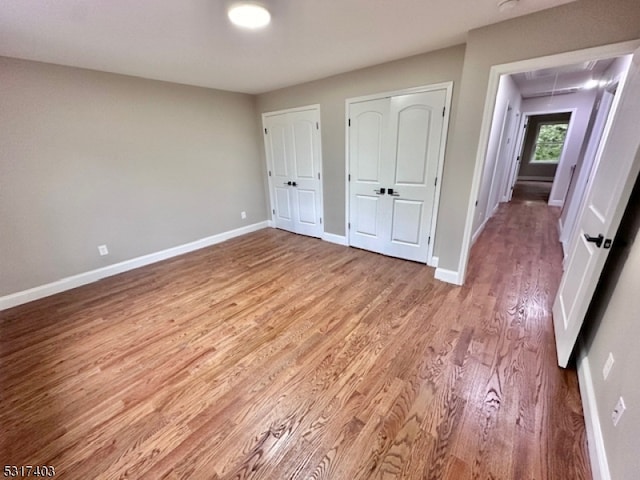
0;201;590;479
512;180;553;203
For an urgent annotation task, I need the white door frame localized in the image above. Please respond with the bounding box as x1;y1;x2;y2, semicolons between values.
515;108;577;206
457;39;640;284
344;82;454;267
262;104;324;235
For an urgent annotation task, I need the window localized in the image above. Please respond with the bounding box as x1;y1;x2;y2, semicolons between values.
531;122;569;163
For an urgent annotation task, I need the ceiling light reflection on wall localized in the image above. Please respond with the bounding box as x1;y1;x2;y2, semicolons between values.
497;0;519;12
584;79;606;89
228;3;271;29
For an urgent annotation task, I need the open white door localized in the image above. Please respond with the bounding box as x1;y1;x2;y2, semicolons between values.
553;50;640;367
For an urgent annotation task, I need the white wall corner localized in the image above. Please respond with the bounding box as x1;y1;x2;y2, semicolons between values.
322;232;348;246
267;220;275;228
428;256;439;268
0;221;269;311
434;267;463;285
577;350;611;480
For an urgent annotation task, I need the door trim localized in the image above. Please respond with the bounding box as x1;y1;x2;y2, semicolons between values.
457;39;640;285
515;108;577;208
262;104;324;236
344;82;454;266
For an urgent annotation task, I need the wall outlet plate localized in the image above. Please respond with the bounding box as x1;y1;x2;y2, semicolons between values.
603;352;615;380
241;211;247;219
98;245;109;256
612;396;626;426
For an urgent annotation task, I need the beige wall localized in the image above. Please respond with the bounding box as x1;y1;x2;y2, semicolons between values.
437;0;640;272
0;57;267;296
256;45;466;252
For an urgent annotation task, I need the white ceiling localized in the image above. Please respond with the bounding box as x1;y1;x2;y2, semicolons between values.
512;58;617;97
0;0;576;94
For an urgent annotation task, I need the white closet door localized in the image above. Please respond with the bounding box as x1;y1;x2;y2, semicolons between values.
265;116;296;233
264;107;323;238
348;98;392;255
386;90;446;262
289;110;323;238
348;89;447;263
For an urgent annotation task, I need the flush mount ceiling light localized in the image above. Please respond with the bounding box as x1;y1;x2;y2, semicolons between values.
228;3;271;29
497;0;520;12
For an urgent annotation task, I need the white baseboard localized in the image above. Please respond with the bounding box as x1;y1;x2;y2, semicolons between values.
472;216;490;246
0;221;269;311
434;267;463;285
548;199;564;207
518;176;555;182
557;216;564;238
322;232;348;246
577;351;611;480
428;256;439;268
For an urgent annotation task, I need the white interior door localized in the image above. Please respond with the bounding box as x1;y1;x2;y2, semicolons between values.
265;116;296;233
348;88;447;263
264;107;323;238
553;51;640;367
348;98;391;255
386;90;446;262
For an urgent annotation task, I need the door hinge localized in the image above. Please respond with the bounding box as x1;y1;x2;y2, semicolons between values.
318;172;321;180
348;118;351;127
320;217;322;224
348;222;351;230
264;128;268;134
348;174;351;181
434;177;438;187
475;200;478;206
428;236;431;245
268;170;272;176
316;121;319;130
272;209;275;214
442;107;446;117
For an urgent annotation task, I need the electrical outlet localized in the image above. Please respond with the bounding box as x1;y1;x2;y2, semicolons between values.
612;397;626;426
98;245;109;256
241;211;247;219
603;353;615;380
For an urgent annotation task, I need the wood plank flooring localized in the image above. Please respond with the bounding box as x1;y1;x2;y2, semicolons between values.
0;200;591;479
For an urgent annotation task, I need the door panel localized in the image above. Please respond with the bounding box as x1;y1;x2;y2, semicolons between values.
395;106;431;185
355;195;380;237
296;189;317;225
270;123;289;177
274;186;294;231
355;111;384;182
391;199;423;245
292;118;315;179
264;107;323;238
553;50;640;367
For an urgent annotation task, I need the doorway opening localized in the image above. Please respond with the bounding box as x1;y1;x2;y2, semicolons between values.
471;54;633;261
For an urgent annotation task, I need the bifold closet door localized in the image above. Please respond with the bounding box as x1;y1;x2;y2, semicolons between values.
264;108;323;238
348;89;447;262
